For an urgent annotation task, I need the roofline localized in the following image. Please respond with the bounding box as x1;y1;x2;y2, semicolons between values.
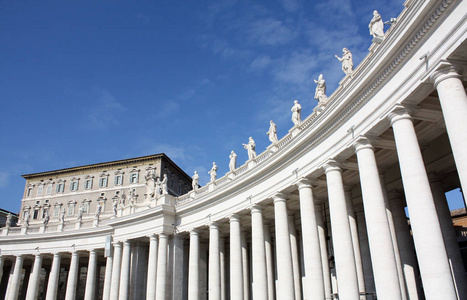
22;153;192;181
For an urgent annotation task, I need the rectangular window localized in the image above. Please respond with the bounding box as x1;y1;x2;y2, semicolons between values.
83;202;90;214
27;188;32;197
115;175;123;186
99;177;108;188
130;173;138;184
68;204;75;216
53;206;60;217
33;210;39;219
37;185;43;196
85;179;92;190
70;181;78;191
46;184;52;195
56;183;65;193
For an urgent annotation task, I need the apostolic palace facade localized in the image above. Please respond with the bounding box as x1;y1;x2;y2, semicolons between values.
1;0;467;299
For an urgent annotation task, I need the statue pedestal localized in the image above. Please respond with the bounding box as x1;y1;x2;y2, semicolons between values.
93;219;99;227
190;191;197;199
57;224;64;232
75;222;82;230
227;171;236;180
2;227;9;236
247;159;257;170
158;194;175;206
208;182;216;192
289;125;302;137
21;226;28;235
372;36;383;44
267;143;279;153
39;225;46;233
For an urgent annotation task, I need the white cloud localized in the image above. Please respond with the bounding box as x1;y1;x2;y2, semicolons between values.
249;55;272;71
248;18;297;46
271;50;319;86
87;87;126;128
280;0;302;13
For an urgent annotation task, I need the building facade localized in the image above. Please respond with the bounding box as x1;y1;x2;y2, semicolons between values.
1;0;467;299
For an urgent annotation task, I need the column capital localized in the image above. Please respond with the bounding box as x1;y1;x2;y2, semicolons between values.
323;159;342;174
250;204;263;214
112;241;123;248
387;104;413;126
430;61;463;89
296;177;314;190
209;222;220;230
353;136;375;153
148;233;159;241
229;213;241;222
271;192;286;203
189;228;200;236
159;233;168;239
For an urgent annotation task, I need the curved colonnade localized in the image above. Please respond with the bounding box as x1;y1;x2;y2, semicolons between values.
1;0;467;299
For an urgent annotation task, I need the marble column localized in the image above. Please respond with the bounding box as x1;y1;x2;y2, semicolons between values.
26;254;42;300
102;256;113;300
230;214;244;300
45;253;61;300
241;231;250;300
273;193;295;299
219;238;226;300
354;138;402;300
388;192;421;300
430;177;467;299
344;189;366;299
263;223;275;300
110;242;123;300
355;207;376;295
0;256;3;285
251;205;268;300
297;179;325;299
147;234;159;300
156;234;168;300
288;213;302;300
323;160;360;300
388;106;457;299
119;241;132;300
316;202;332;299
84;250;98;300
209;223;221;300
188;230;200;300
65;251;80;300
431;64;467;203
6;255;23;300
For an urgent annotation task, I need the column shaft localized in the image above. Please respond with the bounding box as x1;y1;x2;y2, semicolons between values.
288;214;302;300
110;242;123;300
155;234;168;300
263;223;275;300
84;250;98;300
209;223;221;300
26;254;42;300
45;253;61;300
251;206;268;300
102;256;113;300
230;214;244;300
316;203;332;299
220;238;226;300
188;230;200;300
273;194;296;299
6;256;23;300
147;235;159;300
389;109;457;299
241;231;250;300
65;252;80;300
119;241;132;300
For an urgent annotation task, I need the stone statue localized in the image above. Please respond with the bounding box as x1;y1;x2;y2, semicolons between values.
335;48;353;76
192;171;199;192
95;202;102;219
209;162;218;182
23;210;30;227
5;213;12;227
112;199;118;216
43;209;50;225
291;100;302;126
145;170;156;198
229;151;237;172
129;189;138;206
369;10;385;40
59;208;66;224
77;205;84;222
121;192;126;206
161;174;168;195
314;74;328;104
243;137;257;160
267;120;279;143
155;177;163;196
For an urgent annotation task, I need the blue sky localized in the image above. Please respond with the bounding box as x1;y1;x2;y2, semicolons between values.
0;0;464;213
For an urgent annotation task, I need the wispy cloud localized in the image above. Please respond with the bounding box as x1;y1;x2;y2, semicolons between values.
280;0;302;13
247;18;298;46
86;87;126;128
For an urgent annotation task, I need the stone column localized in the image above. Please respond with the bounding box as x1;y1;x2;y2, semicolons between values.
288;213;302;300
65;251;80;300
209;223;221;300
119;241;132;300
344;189;366;299
102;256;113;300
296;179;325;299
354;138;402;300
388;191;421;300
388;106;457;299
45;253;61;300
6;255;23;300
263;222;275;300
430;177;467;299
147;234;159;300
84;250;98;300
241;231;250;300
323;160;360;300
219;238;226;300
110;242;123;300
230;214;244;300
316;202;332;299
156;233;168;300
251;205;268;300
431;64;467;203
0;256;3;285
273;193;295;299
355;207;376;296
188;230;200;300
26;254;42;300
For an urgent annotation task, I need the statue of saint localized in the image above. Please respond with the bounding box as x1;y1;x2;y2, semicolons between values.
77;205;84;222
95;202;102;219
5;213;12;227
369;10;385;39
229;151;237;172
243;137;257;160
121;192;126;206
314;74;328;104
145;170;156;198
129;189;138;206
161;174;168;195
291;100;302;126
335;48;353;76
112;199;118;216
59;208;66;224
267;120;279;143
209;162;218;182
43;209;50;225
192;171;199;191
23;209;30;227
155;177;163;196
